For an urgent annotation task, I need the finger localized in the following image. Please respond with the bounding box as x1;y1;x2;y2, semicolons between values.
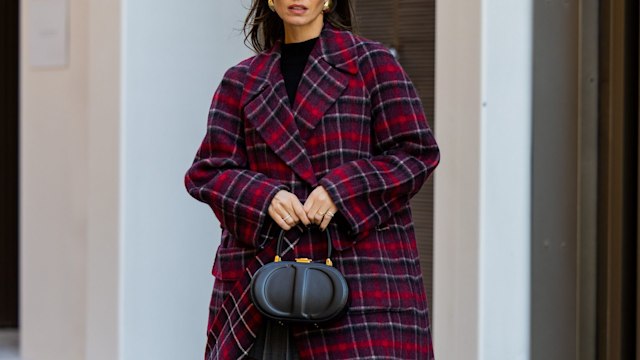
305;200;318;224
272;202;291;222
282;205;299;225
285;195;305;224
269;205;292;230
284;214;296;226
280;210;296;226
269;191;295;229
276;219;292;230
303;196;314;213
319;210;333;231
314;205;329;224
292;200;311;226
311;203;325;225
320;203;337;227
319;206;332;218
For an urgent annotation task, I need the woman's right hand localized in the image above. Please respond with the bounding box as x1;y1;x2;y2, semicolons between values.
268;190;311;230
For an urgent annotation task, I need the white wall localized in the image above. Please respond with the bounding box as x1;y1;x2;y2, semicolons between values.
433;1;482;358
120;0;251;358
434;0;532;359
85;0;121;358
479;0;532;359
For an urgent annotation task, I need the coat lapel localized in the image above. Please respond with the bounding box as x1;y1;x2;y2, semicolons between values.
241;21;359;186
243;49;318;185
292;25;358;142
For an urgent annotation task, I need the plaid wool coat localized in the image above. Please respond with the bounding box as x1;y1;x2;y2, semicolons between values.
185;20;440;360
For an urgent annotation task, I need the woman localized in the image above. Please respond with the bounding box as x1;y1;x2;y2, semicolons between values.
185;0;440;358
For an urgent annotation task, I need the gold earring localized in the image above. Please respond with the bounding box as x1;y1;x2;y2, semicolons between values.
268;0;276;12
322;0;332;12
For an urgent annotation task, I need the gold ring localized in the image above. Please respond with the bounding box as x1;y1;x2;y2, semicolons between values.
325;211;334;218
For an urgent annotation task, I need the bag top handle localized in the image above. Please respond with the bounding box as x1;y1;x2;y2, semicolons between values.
274;225;333;266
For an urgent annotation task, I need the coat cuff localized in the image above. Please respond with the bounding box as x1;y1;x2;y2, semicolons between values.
212;178;289;249
318;176;374;250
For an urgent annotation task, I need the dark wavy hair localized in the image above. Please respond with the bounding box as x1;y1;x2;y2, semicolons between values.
243;0;356;53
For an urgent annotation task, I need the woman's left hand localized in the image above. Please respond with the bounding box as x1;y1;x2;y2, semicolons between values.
303;186;338;231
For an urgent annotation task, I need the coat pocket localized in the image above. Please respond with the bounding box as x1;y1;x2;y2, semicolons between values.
330;214;406;252
328;223;356;252
211;246;258;281
208;246;259;329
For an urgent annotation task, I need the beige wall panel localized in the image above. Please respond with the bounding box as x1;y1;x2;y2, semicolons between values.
19;0;89;358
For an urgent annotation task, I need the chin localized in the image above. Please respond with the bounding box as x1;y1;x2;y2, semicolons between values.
285;21;312;27
282;17;314;27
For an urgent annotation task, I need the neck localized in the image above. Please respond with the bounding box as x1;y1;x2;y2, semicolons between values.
283;16;324;44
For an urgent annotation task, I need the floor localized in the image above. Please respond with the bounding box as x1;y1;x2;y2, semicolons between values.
0;330;19;360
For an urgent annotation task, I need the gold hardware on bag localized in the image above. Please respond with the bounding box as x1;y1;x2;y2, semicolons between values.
295;258;312;263
274;255;282;262
325;258;333;267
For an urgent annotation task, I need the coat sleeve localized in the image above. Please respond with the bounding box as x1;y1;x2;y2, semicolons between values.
318;45;440;240
185;65;289;248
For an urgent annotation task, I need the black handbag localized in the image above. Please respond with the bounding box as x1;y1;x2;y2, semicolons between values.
250;226;349;324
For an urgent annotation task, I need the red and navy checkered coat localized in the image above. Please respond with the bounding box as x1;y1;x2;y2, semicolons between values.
185;20;440;360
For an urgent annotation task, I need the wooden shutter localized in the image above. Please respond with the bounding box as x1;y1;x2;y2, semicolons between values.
353;0;436;316
596;0;640;357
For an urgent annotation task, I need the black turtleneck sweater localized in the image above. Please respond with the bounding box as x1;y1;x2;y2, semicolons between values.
280;36;319;106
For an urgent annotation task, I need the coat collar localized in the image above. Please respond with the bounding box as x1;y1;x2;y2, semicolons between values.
241;21;359;186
